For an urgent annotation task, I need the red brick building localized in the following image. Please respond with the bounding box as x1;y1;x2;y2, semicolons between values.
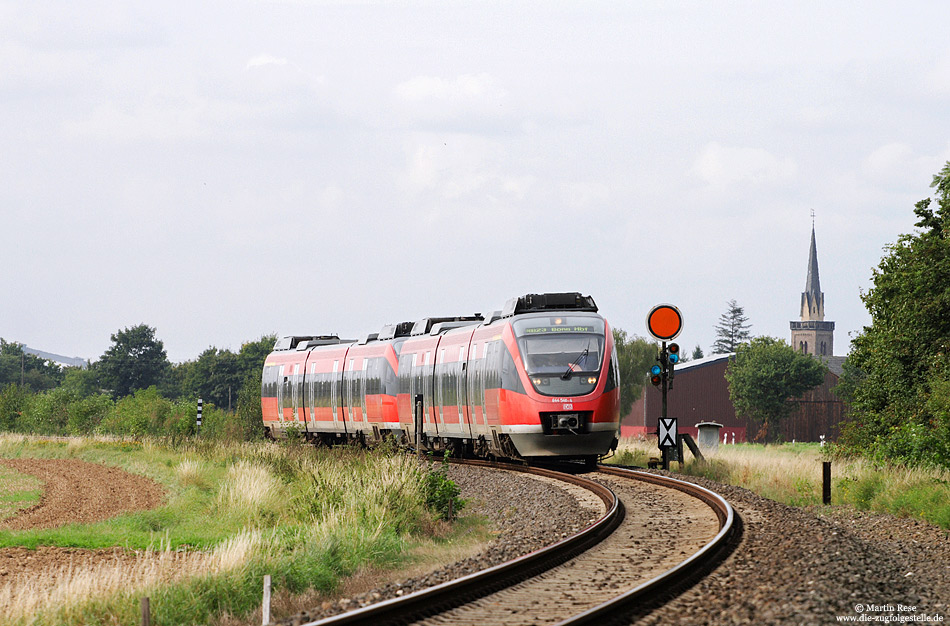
620;353;847;443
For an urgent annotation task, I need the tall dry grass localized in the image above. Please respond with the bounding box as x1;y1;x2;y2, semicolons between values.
610;437;950;528
0;531;261;625
0;436;454;624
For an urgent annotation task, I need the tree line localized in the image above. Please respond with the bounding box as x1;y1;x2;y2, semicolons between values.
836;162;950;468
7;163;950;473
0;328;275;440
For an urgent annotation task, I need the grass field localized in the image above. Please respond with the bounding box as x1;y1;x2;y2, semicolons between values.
0;465;42;521
609;437;950;529
0;435;486;626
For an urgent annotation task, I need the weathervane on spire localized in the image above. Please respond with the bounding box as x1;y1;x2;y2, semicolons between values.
811;208;815;226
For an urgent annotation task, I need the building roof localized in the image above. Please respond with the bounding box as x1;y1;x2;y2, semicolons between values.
819;355;847;376
676;352;734;371
677;349;844;376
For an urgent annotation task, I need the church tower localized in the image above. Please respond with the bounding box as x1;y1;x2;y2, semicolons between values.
790;222;834;356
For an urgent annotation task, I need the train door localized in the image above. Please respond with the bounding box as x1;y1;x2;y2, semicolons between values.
458;345;472;438
424;351;437;435
467;343;479;427
345;359;355;426
409;352;419;443
277;365;286;422
360;359;369;433
307;362;317;428
331;360;341;431
292;364;300;424
437;348;446;431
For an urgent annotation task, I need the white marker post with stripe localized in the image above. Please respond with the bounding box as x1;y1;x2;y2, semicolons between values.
197;398;203;435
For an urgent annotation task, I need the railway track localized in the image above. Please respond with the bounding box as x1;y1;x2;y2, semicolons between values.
294;461;737;626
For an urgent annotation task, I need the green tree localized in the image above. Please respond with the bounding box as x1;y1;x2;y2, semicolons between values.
61;366;100;397
237;334;277;381
724;336;826;442
171;334;275;409
691;344;704;360
840;161;950;467
0;339;64;392
0;384;28;431
235;374;265;441
712;300;751;354
183;347;242;410
612;328;657;418
97;325;170;398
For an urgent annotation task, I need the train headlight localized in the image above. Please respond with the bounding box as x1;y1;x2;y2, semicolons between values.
587;376;597;385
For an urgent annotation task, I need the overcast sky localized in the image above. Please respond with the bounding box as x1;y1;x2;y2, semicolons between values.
3;1;949;363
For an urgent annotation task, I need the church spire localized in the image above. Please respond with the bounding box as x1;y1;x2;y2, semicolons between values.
801;221;824;321
804;224;821;300
791;215;834;356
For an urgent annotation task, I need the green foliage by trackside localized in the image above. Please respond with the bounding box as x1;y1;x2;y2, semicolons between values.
839;161;950;469
611;328;656;418
423;452;465;521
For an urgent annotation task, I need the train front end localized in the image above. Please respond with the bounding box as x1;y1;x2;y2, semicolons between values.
497;294;621;459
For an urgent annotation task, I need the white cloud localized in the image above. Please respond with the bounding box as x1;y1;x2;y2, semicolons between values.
64;97;206;141
560;182;610;209
863;143;914;175
694;142;797;186
926;53;950;95
394;73;504;103
798;105;835;125
861;143;949;191
399;134;536;227
392;73;509;129
245;54;288;70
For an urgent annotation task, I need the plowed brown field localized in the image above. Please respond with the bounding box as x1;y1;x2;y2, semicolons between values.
0;458;166;578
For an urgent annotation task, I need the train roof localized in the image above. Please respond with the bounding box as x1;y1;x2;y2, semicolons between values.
410;315;484;336
273;293;598;350
274;335;350;351
501;292;598;317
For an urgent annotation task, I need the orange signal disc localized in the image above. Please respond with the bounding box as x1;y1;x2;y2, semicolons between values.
646;304;683;341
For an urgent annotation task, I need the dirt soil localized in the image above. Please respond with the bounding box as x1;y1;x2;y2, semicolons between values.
0;458;166;579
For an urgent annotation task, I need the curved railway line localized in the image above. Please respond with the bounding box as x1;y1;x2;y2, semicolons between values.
292;460;737;626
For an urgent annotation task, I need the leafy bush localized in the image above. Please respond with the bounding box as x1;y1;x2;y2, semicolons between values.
66;394;112;435
423;452;464;521
0;384;28;432
98;387;180;437
19;387;72;435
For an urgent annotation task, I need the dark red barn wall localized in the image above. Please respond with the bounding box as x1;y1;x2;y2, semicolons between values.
621;355;847;443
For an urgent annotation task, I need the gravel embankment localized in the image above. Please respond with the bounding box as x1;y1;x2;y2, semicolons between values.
280;466;950;626
630;470;950;626
279;464;601;625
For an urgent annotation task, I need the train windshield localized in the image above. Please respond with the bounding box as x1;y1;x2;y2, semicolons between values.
512;316;605;397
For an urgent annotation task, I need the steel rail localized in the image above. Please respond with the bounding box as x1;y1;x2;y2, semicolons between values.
553;466;738;626
299;459;623;626
297;463;737;626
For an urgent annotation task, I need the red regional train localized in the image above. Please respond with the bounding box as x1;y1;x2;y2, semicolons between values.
261;293;621;462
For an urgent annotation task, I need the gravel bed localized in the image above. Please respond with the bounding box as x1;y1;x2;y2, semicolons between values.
279;466;950;626
629;470;950;626
279;463;600;625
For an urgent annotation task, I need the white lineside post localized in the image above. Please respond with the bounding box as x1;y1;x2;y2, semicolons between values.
262;574;271;625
